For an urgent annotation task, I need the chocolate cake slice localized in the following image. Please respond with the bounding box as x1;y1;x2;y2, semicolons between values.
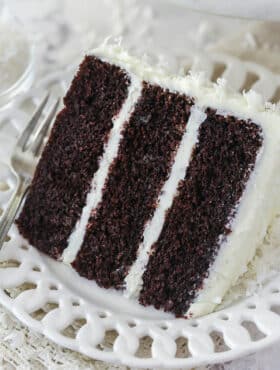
17;44;280;318
17;56;131;258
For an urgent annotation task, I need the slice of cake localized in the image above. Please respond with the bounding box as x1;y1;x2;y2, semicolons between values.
16;44;280;317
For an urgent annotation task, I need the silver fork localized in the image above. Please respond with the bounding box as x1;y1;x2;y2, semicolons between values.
0;94;60;249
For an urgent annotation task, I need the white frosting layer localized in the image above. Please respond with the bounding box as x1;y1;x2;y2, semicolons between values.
63;43;280;318
124;106;207;298
187;102;280;317
62;73;142;264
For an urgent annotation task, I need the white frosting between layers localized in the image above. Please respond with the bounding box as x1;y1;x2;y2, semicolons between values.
62;73;142;264
124;106;207;298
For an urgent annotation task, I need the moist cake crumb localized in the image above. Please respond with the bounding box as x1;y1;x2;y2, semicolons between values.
73;82;193;288
139;109;263;316
17;56;130;258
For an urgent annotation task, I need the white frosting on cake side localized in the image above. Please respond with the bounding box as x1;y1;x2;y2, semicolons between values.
186;103;280;317
124;105;207;298
62;73;142;264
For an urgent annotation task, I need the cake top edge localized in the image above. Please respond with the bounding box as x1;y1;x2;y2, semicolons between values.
87;41;280;129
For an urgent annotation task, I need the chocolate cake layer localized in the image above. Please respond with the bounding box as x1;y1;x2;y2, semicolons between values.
17;56;130;258
73;83;193;288
140;109;263;316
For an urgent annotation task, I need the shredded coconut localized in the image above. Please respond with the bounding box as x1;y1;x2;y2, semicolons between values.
219;214;280;309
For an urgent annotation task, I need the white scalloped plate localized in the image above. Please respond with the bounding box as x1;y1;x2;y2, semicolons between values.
0;53;280;368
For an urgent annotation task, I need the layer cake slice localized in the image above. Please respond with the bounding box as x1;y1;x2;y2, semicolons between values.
17;44;280;317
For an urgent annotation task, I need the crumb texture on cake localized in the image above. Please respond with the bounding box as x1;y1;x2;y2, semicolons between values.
73;83;193;288
16;44;280;318
16;56;130;258
139;110;263;316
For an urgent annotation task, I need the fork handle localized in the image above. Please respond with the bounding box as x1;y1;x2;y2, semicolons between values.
0;178;30;249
